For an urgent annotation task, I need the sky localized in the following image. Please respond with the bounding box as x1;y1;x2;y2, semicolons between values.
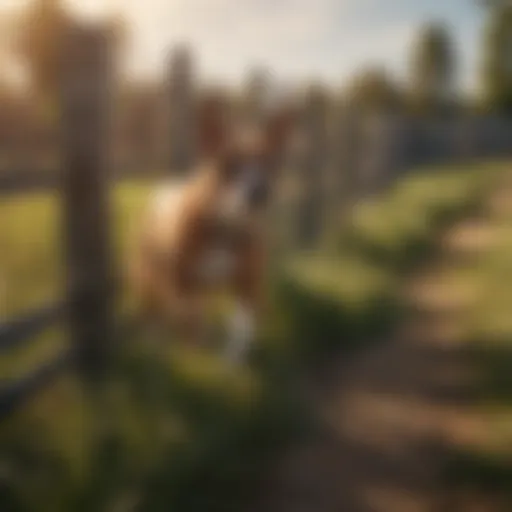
0;0;486;92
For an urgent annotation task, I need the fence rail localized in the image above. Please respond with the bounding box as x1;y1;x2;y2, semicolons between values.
0;22;114;421
0;348;75;421
0;302;68;420
0;303;65;353
2;23;512;423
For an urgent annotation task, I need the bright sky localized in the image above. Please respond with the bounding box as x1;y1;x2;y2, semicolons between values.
0;0;485;92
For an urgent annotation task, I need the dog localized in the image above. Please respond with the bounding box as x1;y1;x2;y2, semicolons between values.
129;95;294;363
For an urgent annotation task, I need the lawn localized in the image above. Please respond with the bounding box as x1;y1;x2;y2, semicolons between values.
0;180;154;382
0;180;155;318
0;161;507;511
442;169;512;505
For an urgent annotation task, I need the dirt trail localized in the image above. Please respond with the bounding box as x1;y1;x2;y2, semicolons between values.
250;206;503;511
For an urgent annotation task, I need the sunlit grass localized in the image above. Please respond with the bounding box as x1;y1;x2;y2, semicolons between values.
435;164;512;503
343;162;504;270
0;161;507;510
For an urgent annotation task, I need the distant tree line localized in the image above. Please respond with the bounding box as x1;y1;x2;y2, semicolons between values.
344;1;512;116
0;0;511;169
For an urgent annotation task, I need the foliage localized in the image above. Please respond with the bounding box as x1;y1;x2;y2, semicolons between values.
277;255;398;362
341;164;497;271
480;4;512;114
408;22;456;115
13;0;128;111
276;162;500;367
0;162;503;510
14;0;69;107
434;164;512;504
344;67;403;113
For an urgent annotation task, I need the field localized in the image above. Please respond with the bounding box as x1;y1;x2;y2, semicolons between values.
1;161;511;511
0;181;154;381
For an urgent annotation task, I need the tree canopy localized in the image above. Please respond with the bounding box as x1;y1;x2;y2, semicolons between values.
480;3;512;113
409;22;456;114
345;67;402;113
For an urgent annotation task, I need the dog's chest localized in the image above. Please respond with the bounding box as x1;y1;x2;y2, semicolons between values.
192;220;251;284
195;247;237;283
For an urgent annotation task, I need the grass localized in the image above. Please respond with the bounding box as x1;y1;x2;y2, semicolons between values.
0;161;506;511
277;161;504;365
0;178;310;512
442;171;512;505
0;181;155;318
0;181;154;379
340;162;502;272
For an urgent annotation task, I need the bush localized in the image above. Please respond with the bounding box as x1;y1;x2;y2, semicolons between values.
341;166;495;272
276;255;399;363
276;162;503;366
1;161;505;511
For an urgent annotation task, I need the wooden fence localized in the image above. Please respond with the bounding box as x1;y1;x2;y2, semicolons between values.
2;26;512;420
0;23;114;420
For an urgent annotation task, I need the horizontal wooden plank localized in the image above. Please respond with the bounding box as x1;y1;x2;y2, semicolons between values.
0;349;75;421
0;303;65;353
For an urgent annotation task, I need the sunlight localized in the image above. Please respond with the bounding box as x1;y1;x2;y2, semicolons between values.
63;0;120;22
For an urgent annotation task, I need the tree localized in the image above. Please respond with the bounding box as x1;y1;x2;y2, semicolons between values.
14;0;127;111
241;67;272;122
345;67;402;113
480;3;512;113
409;22;456;114
479;0;512;7
15;0;69;104
118;82;161;164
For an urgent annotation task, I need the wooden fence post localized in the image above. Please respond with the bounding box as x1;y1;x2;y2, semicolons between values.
360;113;409;194
296;85;329;249
60;23;114;380
167;45;196;174
241;67;270;125
334;105;364;208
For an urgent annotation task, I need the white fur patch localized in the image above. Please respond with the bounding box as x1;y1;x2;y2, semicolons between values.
144;181;187;247
151;183;185;223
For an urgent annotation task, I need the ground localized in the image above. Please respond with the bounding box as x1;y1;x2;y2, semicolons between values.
250;179;512;512
1;164;512;511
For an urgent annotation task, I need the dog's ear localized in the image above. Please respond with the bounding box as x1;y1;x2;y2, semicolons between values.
198;91;228;158
265;107;296;160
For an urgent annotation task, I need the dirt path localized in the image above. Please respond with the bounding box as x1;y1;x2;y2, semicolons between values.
250;212;501;511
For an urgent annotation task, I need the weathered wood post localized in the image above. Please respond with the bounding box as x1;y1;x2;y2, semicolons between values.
167;45;196;174
358;113;383;195
196;87;230;158
359;112;409;194
60;23;114;380
241;67;270;125
296;85;329;248
332;103;363;213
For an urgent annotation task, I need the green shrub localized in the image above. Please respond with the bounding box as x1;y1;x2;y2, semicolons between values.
276;255;400;363
341;166;495;272
1;161;506;511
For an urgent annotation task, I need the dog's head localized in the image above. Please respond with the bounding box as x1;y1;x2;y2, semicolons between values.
199;94;295;224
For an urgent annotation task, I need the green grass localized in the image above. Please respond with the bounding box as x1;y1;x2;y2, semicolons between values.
276;254;399;363
276;161;505;365
465;176;512;468
0;161;506;511
340;162;503;272
0;181;155;318
0;179;310;512
0;181;154;379
394;165;512;505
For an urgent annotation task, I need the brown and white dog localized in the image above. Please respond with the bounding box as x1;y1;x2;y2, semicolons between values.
129;97;294;363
